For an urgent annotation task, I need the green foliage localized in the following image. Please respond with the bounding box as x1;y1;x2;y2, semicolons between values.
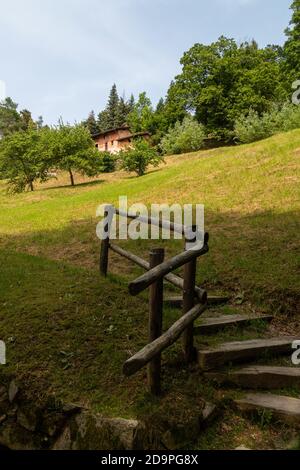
120;139;163;176
283;0;300;82
0;127;51;192
234;103;300;143
160;115;206;155
127;92;154;133
84;110;99;135
165;37;287;139
96;85;134;133
49;122;101;186
98;151;117;173
0;98;22;137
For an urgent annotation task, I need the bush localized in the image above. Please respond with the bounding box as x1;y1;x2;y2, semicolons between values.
98;151;117;173
120;139;163;176
234;103;300;144
160;115;206;155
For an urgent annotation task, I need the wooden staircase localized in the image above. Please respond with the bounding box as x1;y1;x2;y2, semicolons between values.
169;296;300;432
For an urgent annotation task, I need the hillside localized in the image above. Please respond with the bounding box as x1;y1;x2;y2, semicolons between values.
1;129;299;312
0;130;299;449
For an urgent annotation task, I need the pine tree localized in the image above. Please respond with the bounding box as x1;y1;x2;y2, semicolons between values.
128;94;135;113
85;110;99;135
116;96;129;127
284;0;300;80
97;109;109;132
106;84;120;129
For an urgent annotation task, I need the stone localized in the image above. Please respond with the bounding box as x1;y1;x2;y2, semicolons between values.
17;408;38;432
53;412;140;450
8;380;19;403
52;426;72;450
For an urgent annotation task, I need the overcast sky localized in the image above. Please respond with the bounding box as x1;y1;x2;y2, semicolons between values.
0;0;292;124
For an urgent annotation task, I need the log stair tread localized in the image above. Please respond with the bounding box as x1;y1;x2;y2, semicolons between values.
165;295;230;308
194;313;273;334
235;393;300;426
206;366;300;389
198;337;297;370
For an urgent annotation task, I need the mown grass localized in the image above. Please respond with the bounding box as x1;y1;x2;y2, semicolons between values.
1;129;299;312
0;130;299;448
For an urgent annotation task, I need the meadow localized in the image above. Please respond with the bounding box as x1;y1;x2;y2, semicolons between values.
0;129;299;448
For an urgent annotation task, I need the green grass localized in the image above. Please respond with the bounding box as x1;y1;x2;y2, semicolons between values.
0;130;299;448
1;129;299;311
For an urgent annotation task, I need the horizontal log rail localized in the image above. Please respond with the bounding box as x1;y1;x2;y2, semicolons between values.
128;236;209;296
109;243;207;303
115;208;186;236
123;302;207;376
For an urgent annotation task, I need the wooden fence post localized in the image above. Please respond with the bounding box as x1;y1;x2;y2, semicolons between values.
148;248;165;395
182;226;197;362
100;205;113;277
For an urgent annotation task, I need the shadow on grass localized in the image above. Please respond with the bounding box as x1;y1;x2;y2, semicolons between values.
1;207;299;315
42;178;105;191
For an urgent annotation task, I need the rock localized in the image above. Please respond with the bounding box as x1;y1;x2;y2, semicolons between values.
160;415;201;450
0;415;6;425
0;386;7;403
202;402;218;424
8;381;19;403
61;403;81;415
53;412;140;450
52;426;72;450
17;408;38;432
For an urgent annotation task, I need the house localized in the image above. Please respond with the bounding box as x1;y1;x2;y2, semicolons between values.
92;125;150;154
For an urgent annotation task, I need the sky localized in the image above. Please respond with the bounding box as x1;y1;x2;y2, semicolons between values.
0;0;293;125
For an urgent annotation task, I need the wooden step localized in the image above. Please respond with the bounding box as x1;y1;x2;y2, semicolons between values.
198;337;296;370
165;295;230;309
235;393;300;427
206;366;300;389
194;314;273;335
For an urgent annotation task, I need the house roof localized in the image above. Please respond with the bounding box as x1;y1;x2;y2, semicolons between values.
92;125;130;139
116;131;150;142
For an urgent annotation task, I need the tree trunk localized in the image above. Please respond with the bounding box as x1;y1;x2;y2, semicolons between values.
69;169;75;186
29;181;34;192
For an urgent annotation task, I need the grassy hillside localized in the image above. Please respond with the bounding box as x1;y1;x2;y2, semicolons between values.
0;130;299;448
1;129;299;312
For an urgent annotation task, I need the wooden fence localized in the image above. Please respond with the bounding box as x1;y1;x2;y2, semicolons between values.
99;205;209;395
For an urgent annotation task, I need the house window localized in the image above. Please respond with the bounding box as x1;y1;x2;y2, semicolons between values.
111;141;114;146
95;144;98;148
105;142;108;151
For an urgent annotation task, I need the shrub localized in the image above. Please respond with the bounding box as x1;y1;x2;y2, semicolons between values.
98;151;117;173
120;139;163;176
160;115;206;155
234;103;300;144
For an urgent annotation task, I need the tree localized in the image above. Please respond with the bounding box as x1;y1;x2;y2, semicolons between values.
165;37;286;140
120;139;163;177
127;92;154;133
116;96;130;127
160;115;206;155
283;1;300;81
0;97;21;137
20;109;35;131
0;127;51;192
50;123;101;186
105;84;120;130
97;109;110;133
84;110;99;135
